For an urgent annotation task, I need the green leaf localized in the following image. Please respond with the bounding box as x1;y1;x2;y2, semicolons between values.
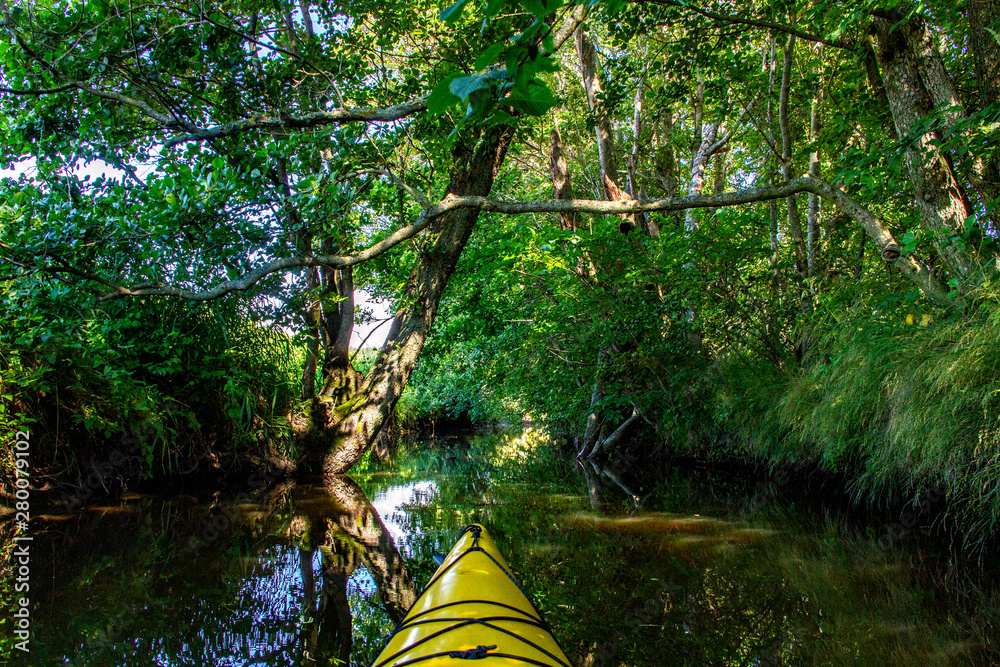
485;0;506;17
450;74;491;100
533;54;560;73
475;43;506;70
428;73;463;113
505;80;558;116
440;0;472;24
521;0;548;17
488;110;518;125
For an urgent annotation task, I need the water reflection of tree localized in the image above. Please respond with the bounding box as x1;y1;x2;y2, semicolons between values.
287;475;417;665
22;475;416;666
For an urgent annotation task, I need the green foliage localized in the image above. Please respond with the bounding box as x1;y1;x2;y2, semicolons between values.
0;269;298;488
697;293;1000;545
3;0;1000;545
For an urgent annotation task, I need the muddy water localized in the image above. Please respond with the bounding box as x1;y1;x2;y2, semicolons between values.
5;428;998;666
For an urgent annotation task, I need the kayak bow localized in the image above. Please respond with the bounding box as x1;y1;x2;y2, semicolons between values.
371;524;572;667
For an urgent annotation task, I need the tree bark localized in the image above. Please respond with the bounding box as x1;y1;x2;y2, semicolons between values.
872;15;976;278
655;108;678;200
587;407;642;459
319;265;363;403
968;0;1000;206
406;176;947;302
575;26;617;189
780;33;808;278
807;45;825;278
627;87;657;236
970;0;1000;106
302;267;321;400
549;126;579;231
578;347;607;457
275;156;321;400
574;25;639;233
684;122;720;233
319;126;514;474
767;35;782;303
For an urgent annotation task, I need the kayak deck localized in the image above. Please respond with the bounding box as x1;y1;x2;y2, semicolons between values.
371;524;572;667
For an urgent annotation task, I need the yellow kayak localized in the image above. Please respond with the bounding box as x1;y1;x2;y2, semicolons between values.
371;524;572;667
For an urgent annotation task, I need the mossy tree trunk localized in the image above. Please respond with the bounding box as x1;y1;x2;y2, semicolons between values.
311;126;514;474
872;12;977;279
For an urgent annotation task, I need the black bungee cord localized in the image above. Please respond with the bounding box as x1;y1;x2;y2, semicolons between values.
372;525;572;667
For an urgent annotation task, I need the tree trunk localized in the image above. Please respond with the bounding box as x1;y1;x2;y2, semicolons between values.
627;87;657;236
319;126;513;474
301;266;321;400
587;407;642;459
872;15;976;278
807;45;825;278
575;26;617;189
549;126;579;231
275;156;321;400
766;35;782;305
780;33;808;278
684;123;719;233
655;108;678;200
578;347;607;457
319;264;362;403
574;25;639;233
968;0;1000;206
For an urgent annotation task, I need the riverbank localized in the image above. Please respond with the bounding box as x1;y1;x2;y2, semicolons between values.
685;301;1000;551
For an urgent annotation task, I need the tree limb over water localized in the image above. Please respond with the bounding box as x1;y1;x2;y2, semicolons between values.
37;175;942;303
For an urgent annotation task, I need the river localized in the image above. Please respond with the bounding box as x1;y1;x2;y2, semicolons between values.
10;427;999;665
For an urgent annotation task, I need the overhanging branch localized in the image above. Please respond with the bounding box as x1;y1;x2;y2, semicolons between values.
433;176;897;259
62;175;942;303
162;98;430;148
89;209;433;301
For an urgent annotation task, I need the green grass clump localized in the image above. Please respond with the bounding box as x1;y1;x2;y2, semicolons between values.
699;293;1000;545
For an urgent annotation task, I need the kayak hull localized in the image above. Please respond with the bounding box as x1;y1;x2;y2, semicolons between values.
371;524;571;667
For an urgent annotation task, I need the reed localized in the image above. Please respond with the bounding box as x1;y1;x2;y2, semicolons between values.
700;291;1000;545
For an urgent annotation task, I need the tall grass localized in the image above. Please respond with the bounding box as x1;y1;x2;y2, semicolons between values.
698;292;1000;544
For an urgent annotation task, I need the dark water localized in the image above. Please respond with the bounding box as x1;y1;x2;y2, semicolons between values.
3;428;999;666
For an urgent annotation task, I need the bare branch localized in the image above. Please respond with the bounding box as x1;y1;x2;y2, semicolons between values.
545;4;590;56
649;0;854;49
162;97;430;148
90;209;433;301
432;176;949;300
52;176;941;303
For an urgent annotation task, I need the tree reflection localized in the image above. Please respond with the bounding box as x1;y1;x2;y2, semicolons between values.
18;429;1000;667
287;475;418;665
20;474;417;666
